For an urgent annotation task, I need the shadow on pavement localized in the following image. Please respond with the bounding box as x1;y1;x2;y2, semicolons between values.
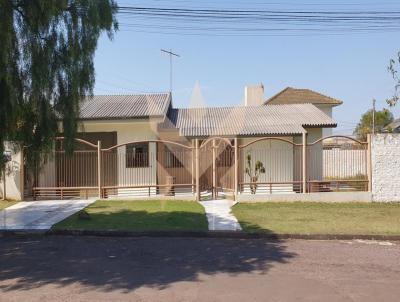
0;235;296;292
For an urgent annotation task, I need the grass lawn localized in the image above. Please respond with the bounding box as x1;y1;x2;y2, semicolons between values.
53;200;208;232
0;200;18;210
232;202;400;235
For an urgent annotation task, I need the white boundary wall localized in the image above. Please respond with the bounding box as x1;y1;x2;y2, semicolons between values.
372;134;400;202
0;143;23;200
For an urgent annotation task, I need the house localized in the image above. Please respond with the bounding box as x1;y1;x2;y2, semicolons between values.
0;84;368;202
264;87;343;136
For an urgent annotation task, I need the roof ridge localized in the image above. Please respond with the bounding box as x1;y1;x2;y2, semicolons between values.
87;92;170;97
264;87;342;106
264;87;292;105
302;88;342;103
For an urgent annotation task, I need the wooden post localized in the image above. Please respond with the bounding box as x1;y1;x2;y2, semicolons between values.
234;137;238;201
97;140;102;199
195;139;200;201
302;132;307;193
367;134;372;192
212;139;216;199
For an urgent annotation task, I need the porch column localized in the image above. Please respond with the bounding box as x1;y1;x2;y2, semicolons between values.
234;137;238;201
97;140;102;198
191;141;195;193
302;132;307;193
212;139;216;199
195;139;200;201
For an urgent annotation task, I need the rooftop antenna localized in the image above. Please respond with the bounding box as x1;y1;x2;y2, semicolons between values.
161;49;180;93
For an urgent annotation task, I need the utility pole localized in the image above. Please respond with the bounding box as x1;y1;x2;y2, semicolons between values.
372;99;376;135
161;49;180;93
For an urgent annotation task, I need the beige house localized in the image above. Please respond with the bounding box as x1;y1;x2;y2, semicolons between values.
4;85;364;202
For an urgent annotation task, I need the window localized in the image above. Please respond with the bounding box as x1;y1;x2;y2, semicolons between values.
126;143;149;168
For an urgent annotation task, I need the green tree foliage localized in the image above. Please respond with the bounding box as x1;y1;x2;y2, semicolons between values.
354;108;394;140
0;0;118;168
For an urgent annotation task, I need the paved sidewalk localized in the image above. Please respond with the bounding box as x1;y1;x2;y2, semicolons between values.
0;199;95;230
200;199;242;231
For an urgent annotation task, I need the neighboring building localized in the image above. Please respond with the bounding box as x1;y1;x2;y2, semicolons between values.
264;87;343;136
383;118;400;133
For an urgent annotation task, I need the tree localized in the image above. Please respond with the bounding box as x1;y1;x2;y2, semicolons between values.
0;0;118;169
353;108;393;140
388;51;400;106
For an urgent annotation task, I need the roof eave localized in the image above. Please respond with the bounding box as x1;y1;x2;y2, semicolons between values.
77;115;165;121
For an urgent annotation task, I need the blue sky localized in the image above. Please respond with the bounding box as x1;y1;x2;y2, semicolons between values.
93;0;400;134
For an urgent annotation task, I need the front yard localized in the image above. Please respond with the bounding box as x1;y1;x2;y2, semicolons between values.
232;202;400;235
53;200;208;232
0;200;17;211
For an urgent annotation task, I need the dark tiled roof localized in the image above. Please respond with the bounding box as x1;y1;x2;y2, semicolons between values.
79;93;171;120
161;104;336;137
265;87;343;106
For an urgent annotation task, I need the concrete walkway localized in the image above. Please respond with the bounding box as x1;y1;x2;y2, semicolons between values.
0;199;95;231
200;199;242;231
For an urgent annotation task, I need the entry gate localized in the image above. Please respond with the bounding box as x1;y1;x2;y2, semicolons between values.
199;138;235;200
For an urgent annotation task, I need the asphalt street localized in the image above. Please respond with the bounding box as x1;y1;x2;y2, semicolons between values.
0;236;399;302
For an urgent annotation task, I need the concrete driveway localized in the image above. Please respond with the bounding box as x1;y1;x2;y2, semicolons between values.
0;199;95;230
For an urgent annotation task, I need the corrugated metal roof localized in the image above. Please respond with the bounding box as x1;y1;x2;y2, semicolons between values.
162;104;336;137
265;87;343;106
79;93;171;120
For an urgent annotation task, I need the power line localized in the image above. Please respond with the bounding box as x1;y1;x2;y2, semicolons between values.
116;4;400;36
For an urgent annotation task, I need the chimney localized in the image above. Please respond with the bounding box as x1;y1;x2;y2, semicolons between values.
244;83;264;106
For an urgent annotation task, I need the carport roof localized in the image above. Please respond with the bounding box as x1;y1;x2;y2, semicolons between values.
161;103;337;137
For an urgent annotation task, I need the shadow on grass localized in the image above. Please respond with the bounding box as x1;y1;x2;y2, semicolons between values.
0;234;295;292
237;220;275;233
53;210;209;232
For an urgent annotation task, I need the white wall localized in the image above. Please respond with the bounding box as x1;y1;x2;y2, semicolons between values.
314;104;333;137
323;149;366;178
0;143;23;200
372;134;400;202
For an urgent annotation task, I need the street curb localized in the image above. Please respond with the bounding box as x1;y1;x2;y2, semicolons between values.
1;229;400;241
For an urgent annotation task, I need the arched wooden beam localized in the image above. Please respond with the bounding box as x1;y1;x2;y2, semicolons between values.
308;135;367;146
101;139;193;152
199;137;233;149
239;137;301;149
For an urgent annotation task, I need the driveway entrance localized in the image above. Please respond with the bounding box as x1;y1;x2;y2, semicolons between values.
0;199;95;230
